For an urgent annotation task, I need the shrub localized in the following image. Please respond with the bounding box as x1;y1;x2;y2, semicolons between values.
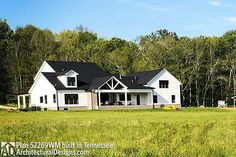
31;106;41;111
43;107;48;111
19;107;31;112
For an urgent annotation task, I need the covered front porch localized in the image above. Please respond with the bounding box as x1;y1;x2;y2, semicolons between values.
92;76;153;109
98;92;152;106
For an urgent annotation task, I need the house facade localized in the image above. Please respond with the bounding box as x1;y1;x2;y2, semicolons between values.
24;61;181;110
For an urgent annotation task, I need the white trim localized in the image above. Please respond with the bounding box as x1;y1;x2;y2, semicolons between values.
113;82;119;89
28;73;55;93
98;89;128;93
65;76;77;88
62;70;78;76
113;76;127;89
33;61;47;80
33;61;55;81
98;76;127;90
105;82;113;89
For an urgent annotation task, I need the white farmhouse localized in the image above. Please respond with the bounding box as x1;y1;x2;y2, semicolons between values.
18;61;182;110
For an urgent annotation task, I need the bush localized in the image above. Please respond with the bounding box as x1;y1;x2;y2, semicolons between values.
31;106;41;111
43;107;48;111
19;107;31;112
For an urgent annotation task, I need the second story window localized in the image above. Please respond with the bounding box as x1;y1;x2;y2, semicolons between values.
159;80;169;88
67;77;76;86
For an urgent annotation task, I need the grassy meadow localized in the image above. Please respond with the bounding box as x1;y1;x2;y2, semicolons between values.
0;108;236;156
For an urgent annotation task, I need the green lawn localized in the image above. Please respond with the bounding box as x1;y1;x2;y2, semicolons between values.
0;108;236;156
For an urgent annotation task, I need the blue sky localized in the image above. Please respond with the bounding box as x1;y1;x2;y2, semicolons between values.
1;0;236;40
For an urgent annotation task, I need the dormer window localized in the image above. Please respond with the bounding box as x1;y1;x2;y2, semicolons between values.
67;77;76;86
57;70;78;88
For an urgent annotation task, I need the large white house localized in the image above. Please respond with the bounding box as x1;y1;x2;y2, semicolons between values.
18;61;182;110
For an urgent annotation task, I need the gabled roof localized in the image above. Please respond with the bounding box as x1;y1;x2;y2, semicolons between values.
42;72;90;90
88;76;113;90
88;75;153;91
56;70;78;76
128;69;163;85
46;61;108;84
117;76;154;89
39;61;160;91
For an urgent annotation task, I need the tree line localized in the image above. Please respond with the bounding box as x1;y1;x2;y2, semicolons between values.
0;19;235;106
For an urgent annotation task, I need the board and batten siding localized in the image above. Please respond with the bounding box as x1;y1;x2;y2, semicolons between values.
30;74;57;109
57;90;91;109
148;69;181;105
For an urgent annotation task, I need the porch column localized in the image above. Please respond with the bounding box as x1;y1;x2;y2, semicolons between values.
28;95;31;107
23;96;26;108
124;91;128;106
17;96;20;108
98;90;101;108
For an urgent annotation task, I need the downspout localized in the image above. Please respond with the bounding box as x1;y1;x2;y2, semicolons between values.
91;91;93;110
152;89;155;109
56;90;59;111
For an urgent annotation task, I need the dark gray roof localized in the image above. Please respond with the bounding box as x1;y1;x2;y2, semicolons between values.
42;72;90;90
88;76;113;90
41;61;158;91
46;61;108;84
117;76;154;89
88;76;154;91
128;69;163;85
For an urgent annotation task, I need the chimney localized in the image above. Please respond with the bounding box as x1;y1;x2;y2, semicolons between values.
119;74;122;79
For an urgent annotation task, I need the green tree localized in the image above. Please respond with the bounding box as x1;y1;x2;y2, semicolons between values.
0;19;13;103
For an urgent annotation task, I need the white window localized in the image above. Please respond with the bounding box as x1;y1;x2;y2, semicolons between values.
159;80;169;88
65;94;79;105
67;77;76;86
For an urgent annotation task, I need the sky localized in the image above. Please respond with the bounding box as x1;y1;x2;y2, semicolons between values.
1;0;236;40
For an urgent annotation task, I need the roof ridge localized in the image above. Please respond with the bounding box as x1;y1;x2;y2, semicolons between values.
46;60;96;64
130;68;163;74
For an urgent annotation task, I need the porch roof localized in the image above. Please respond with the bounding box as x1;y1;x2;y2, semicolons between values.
117;76;154;89
88;75;154;91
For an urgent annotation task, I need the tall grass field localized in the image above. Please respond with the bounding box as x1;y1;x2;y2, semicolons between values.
0;108;236;156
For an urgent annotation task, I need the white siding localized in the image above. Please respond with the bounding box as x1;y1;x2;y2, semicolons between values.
57;75;67;86
34;61;55;81
148;69;181;105
30;74;57;109
41;62;55;73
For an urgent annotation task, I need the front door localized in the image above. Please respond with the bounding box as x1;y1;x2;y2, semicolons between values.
137;95;140;105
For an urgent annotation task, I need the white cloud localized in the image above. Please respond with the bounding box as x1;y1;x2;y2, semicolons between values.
209;0;221;6
225;17;236;24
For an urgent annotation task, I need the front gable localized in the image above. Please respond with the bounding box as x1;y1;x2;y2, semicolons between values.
147;69;181;86
34;61;55;81
98;76;127;90
29;73;56;93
